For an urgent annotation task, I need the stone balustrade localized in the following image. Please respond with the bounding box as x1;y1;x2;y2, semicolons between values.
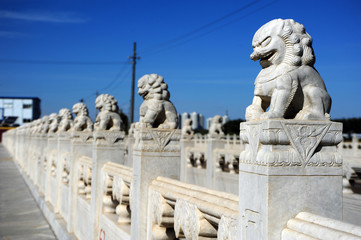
181;132;244;194
148;176;238;240
3;18;361;239
282;212;361;239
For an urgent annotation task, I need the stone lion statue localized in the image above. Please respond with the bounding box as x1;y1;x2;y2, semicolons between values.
73;102;93;132
209;115;224;136
40;116;50;134
94;94;124;131
58;108;74;132
137;74;178;129
48;113;60;133
182;119;194;136
245;19;331;121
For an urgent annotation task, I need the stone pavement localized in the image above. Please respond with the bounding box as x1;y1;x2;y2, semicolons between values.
0;144;56;240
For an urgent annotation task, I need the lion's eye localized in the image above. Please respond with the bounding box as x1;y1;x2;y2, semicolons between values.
261;37;271;47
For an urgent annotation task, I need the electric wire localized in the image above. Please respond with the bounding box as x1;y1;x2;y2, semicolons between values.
141;0;261;56
142;0;278;57
0;59;127;65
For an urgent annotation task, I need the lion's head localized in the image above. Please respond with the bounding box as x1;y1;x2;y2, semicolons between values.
95;94;119;112
137;74;170;101
73;102;89;116
250;19;314;68
59;108;73;120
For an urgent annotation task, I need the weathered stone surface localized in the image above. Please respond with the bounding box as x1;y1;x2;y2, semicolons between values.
72;102;93;132
94;94;124;131
246;19;331;121
137;74;178;129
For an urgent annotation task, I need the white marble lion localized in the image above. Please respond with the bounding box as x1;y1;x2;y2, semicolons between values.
137;74;178;129
246;19;331;121
94;94;124;131
73;102;93;132
58;108;74;132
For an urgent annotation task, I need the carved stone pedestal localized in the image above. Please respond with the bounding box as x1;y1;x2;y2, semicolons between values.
130;128;181;240
238;120;343;240
90;130;126;239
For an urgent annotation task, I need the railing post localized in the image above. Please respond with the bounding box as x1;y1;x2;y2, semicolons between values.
131;127;181;240
68;131;93;233
238;120;343;240
90;130;126;239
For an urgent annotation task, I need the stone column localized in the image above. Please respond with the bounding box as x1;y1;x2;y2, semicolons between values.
180;134;194;182
45;132;58;202
206;135;225;189
238;120;343;240
131;128;181;240
90;130;126;240
36;133;48;189
56;132;72;214
67;131;93;232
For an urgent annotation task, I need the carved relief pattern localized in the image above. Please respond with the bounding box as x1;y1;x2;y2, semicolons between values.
174;199;217;239
240;121;342;167
103;174;115;213
61;152;70;185
94;131;125;146
112;175;131;223
241;209;261;240
72;132;93;143
218;216;238;240
133;129;181;152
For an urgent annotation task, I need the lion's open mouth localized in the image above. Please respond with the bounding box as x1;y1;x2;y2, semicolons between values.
259;50;275;62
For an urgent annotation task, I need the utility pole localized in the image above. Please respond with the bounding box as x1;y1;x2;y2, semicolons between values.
129;42;140;124
95;91;99;121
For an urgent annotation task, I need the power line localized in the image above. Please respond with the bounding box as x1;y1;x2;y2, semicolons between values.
82;60;131;102
141;0;261;56
143;0;278;56
0;58;128;65
99;62;130;92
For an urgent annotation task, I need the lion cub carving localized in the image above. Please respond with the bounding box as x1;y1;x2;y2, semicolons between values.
246;19;331;121
73;102;93;132
95;94;124;131
137;74;178;129
58;108;74;132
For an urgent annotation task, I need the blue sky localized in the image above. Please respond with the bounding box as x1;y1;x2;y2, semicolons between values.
0;0;360;121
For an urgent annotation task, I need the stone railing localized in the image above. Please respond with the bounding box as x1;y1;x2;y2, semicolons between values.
4;116;361;240
99;162;132;240
148;176;238;240
282;212;361;239
338;134;361;168
180;133;244;194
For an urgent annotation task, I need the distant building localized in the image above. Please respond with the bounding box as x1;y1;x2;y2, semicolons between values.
0;97;41;126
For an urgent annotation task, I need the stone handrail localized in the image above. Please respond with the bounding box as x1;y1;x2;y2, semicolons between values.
282;212;361;240
102;162;132;224
78;156;92;199
148;176;238;239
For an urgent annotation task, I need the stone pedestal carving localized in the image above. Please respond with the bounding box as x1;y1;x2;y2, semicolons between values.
130;128;181;240
90;130;126;240
238;120;343;240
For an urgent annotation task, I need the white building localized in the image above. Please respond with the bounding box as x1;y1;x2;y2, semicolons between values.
0;97;41;126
